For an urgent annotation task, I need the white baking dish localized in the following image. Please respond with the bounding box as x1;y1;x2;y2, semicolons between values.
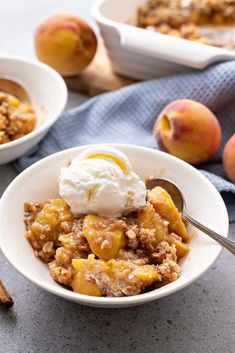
92;0;235;80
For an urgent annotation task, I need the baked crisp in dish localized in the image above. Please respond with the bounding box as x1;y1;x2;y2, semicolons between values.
24;146;190;297
0;92;36;144
137;0;235;46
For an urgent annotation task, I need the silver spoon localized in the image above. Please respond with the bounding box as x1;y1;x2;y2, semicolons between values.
146;178;235;255
0;78;30;102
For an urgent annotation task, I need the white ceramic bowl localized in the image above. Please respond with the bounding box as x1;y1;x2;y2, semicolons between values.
0;144;229;308
0;55;68;165
92;0;235;80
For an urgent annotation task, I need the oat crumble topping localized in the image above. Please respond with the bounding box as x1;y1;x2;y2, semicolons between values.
137;0;235;46
24;186;190;297
0;92;36;144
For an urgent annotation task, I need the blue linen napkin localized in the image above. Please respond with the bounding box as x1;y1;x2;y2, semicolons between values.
16;61;235;221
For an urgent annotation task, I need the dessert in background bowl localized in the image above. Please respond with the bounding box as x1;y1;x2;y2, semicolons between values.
137;0;235;49
0;55;67;165
0;144;228;307
0;91;36;145
92;0;235;81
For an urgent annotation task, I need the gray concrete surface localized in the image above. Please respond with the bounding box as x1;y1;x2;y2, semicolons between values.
0;1;235;352
0;95;235;353
0;169;234;353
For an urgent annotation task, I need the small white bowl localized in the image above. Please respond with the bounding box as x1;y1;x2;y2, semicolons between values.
0;55;68;165
0;144;229;308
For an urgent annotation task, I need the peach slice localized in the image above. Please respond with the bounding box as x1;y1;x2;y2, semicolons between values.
72;256;158;296
137;203;169;247
147;186;190;242
83;215;126;260
72;259;102;296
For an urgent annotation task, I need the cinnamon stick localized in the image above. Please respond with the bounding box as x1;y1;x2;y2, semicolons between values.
0;280;14;309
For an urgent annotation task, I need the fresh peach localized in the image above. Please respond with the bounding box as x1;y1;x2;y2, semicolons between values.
223;134;235;183
154;99;221;165
34;14;97;77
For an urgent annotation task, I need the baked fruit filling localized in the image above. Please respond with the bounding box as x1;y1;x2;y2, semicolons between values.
137;0;235;47
24;186;190;297
24;146;190;297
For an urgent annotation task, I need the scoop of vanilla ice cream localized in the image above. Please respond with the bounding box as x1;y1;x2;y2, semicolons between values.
59;146;146;217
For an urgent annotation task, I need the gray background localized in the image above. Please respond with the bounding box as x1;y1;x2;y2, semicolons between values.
0;1;234;352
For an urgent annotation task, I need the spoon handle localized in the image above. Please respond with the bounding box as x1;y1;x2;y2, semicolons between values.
183;213;235;255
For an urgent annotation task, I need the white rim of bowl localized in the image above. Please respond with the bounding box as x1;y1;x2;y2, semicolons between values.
0;54;68;151
0;144;229;306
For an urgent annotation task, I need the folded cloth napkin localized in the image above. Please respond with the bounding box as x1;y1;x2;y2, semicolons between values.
16;61;235;221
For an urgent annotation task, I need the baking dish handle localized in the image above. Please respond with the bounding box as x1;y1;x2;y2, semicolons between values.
119;26;235;69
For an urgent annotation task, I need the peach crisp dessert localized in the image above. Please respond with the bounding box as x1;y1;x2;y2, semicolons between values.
137;0;235;47
24;147;190;297
0;91;36;144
